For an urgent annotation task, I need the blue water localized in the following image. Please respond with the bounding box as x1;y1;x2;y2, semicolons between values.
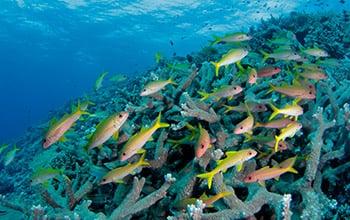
0;0;348;141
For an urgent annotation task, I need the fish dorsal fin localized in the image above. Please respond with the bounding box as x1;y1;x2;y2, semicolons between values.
236;162;243;172
258;180;266;187
260;166;270;171
225;151;238;157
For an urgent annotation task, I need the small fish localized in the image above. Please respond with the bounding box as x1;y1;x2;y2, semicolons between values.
247;68;257;84
197;149;257;189
257;66;281;78
140;78;177;96
110;74;127;82
244;156;298;186
100;153;150;185
176;191;233;209
87;112;129;150
211;48;249;76
244;134;288;151
195;124;211;158
155;52;163;63
234;103;254;135
30;168;62;186
211;32;252;45
269;102;303;121
167;62;191;72
260;49;301;62
198;85;243;101
302;47;329;58
316;58;340;67
268;81;316;100
4;145;19;166
299;70;327;81
95;71;108;91
224;102;267;113
0;144;9;154
274;121;302;152
120;113;169;161
44;102;90;149
254;118;294;129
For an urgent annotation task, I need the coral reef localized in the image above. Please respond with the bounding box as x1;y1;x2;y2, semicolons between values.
0;11;349;220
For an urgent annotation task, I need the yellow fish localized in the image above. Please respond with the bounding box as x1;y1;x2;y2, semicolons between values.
211;48;248;76
140;78;176;96
176;191;233;209
30;168;63;186
211;32;252;45
87;112;129;150
244;156;298;186
269;102;303;121
100;153;149;185
95;71;108;91
198;85;242;101
120;113;169;161
274;121;302;152
197;149;257;189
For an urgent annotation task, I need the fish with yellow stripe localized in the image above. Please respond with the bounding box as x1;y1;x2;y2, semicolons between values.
120;113;169;161
197;149;257;189
175;191;233;209
274;121;302;152
210;48;248;76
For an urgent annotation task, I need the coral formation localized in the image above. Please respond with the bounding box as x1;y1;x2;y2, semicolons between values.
0;11;349;219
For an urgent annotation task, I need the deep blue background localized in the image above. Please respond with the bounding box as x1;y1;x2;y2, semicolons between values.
0;0;347;142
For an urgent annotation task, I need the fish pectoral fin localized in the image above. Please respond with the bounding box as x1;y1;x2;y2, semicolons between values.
113;131;119;141
148;136;154;141
222;169;228;173
137;149;146;154
114;179;124;184
274;176;280;181
258;180;266;187
59;136;68;143
236;162;243;172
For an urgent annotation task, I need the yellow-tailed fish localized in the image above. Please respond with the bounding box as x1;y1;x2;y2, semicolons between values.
211;32;252;45
110;74;127;82
195;124;211;158
30;168;63;186
198;85;242;101
260;49;301;62
167;62;191;72
0;144;9;154
247;68;257;85
197;149;257;189
140;78;177;96
274;121;302;152
120;113;169;161
302;47;329;58
4;145;19;166
244;134;288;151
244;156;298;186
176;191;233;209
211;48;248;76
95;71;108;91
254;118;294;129
100;153;150;185
269;102;303;121
224;102;267;113
268;81;316;100
234;103;254;135
155;51;163;64
87;112;129;150
43;102;90;149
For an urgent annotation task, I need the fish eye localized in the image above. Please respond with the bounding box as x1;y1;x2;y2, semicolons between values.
102;178;106;182
201;144;205;149
258;105;262;109
294;52;297;55
122;153;126;156
119;114;123;118
278;144;282;147
233;87;237;90
240;126;243;130
248;176;252;180
248;152;252;155
274;67;278;70
309;91;313;95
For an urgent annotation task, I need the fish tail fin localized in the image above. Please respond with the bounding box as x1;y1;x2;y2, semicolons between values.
219;191;234;198
168;77;177;86
154;112;170;129
274;135;280;152
259;50;270;62
210;61;220;77
279;156;298;174
210;35;221;45
243;133;253;143
254;121;262;128
138;152;150;167
197;172;215;189
198;91;210;101
266;83;276;95
223;105;235;113
268;103;280;121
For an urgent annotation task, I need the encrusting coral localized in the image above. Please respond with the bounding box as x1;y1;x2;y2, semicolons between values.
0;11;349;219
